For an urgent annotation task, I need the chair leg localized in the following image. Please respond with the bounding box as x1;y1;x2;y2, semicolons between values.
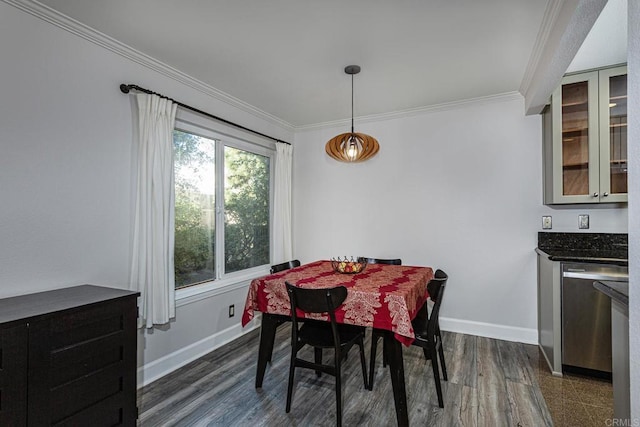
437;331;448;381
368;332;379;391
357;337;368;389
335;355;342;427
430;345;444;408
314;347;323;377
286;347;297;413
382;338;387;367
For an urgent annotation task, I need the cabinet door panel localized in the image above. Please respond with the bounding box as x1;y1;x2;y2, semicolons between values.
0;325;28;426
599;66;628;202
551;71;600;203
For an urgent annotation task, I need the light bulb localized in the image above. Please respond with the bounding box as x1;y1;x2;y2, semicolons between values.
346;138;359;161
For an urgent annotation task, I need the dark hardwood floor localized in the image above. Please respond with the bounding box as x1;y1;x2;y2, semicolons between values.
137;323;567;426
138;326;564;427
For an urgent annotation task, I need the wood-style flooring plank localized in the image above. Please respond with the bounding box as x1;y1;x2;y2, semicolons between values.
445;332;477;388
436;382;479;427
476;336;513;426
497;339;535;386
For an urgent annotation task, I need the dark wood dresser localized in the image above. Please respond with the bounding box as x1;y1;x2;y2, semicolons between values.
0;285;139;426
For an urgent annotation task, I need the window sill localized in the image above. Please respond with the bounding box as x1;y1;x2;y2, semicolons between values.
175;266;270;307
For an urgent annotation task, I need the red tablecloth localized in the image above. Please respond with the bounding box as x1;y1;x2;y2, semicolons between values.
242;260;434;346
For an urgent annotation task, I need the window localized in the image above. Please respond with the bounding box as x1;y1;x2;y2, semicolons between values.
224;146;270;273
173;130;216;288
173;127;272;289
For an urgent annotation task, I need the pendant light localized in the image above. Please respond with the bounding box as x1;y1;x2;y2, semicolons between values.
325;65;379;162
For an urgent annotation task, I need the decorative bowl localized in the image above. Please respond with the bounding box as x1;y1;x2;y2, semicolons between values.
331;257;367;274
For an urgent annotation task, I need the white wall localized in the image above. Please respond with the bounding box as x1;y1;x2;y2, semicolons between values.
0;2;290;385
293;95;627;343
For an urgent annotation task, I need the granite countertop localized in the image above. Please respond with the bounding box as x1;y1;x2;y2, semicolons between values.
537;232;628;266
594;280;629;307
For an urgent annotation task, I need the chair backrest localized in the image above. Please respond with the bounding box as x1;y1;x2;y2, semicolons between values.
357;257;402;265
427;269;448;303
285;282;347;315
270;259;301;274
414;269;448;327
285;282;348;349
427;269;448;336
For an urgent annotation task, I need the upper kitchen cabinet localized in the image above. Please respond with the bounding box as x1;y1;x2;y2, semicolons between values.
543;65;627;204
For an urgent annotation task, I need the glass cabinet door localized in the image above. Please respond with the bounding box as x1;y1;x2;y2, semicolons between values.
551;71;599;203
599;66;628;202
561;81;590;195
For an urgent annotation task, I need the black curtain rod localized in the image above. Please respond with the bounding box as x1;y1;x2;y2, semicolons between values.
119;84;291;145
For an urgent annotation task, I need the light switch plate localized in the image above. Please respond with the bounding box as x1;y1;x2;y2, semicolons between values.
542;216;552;229
578;214;589;229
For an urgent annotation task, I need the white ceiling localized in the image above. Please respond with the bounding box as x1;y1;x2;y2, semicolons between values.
35;0;598;128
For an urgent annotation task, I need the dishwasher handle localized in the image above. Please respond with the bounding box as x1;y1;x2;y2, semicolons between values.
562;271;628;281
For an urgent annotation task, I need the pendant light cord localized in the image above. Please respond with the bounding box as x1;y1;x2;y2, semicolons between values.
351;74;354;134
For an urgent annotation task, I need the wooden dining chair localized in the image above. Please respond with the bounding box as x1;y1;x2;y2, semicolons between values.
361;257;402;391
367;268;449;408
270;259;301;274
409;269;449;407
285;282;368;427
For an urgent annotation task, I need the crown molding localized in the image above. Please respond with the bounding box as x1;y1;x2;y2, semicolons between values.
519;0;565;99
296;91;523;132
2;0;295;133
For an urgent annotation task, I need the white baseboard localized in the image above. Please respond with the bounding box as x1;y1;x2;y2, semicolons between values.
439;317;538;345
137;318;260;388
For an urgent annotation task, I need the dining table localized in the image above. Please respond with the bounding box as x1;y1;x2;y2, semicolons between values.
242;260;434;426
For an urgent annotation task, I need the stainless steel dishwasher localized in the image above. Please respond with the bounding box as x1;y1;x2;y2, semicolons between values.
561;262;628;376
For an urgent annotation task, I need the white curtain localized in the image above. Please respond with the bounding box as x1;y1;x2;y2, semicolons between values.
129;93;178;328
273;142;293;262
